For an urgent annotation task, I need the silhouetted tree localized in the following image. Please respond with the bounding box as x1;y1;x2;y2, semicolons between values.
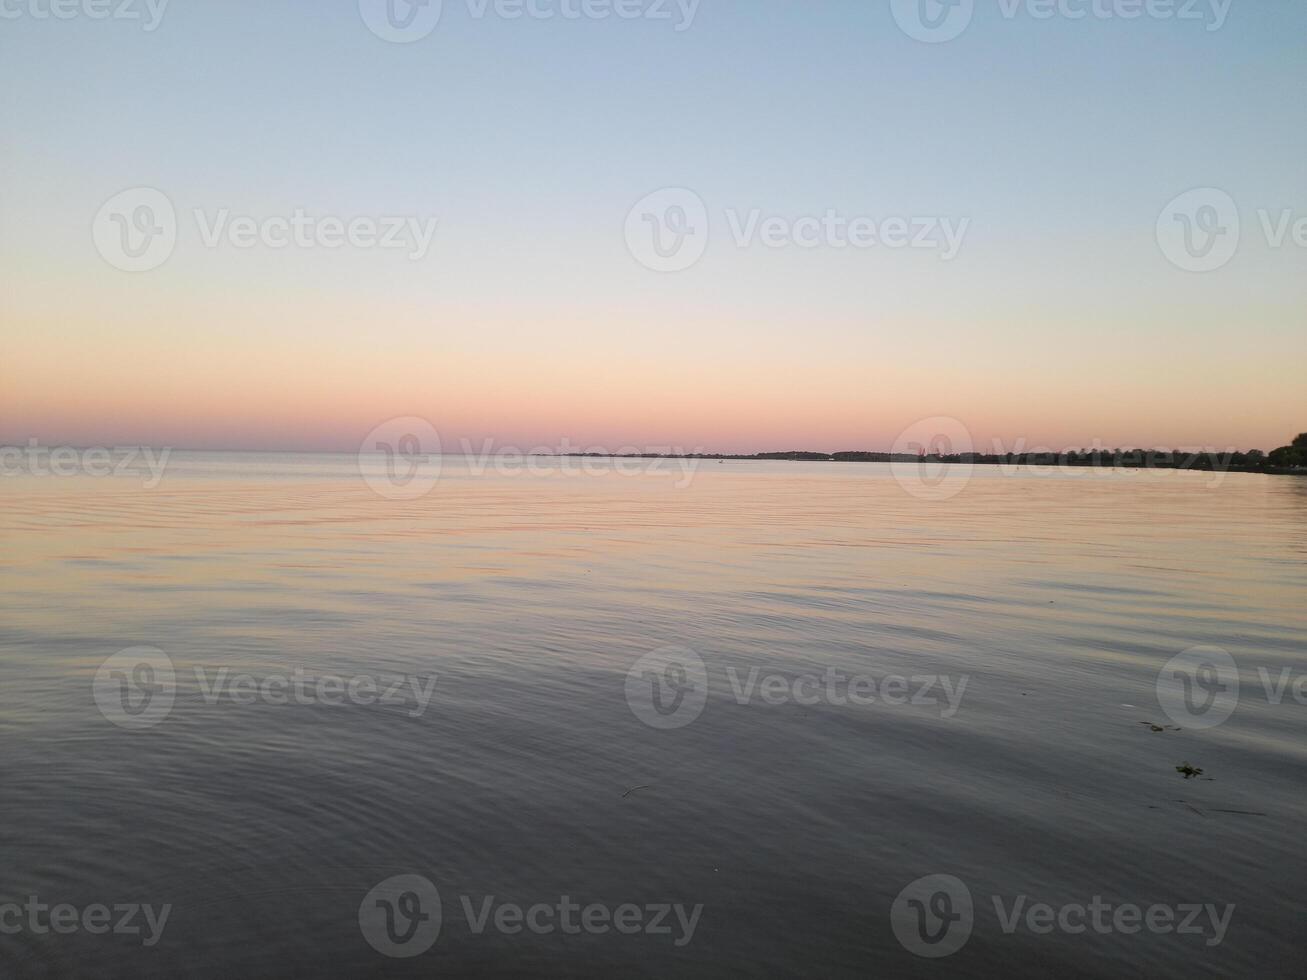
1269;434;1307;469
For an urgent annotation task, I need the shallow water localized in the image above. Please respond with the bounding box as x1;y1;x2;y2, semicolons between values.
1;454;1304;978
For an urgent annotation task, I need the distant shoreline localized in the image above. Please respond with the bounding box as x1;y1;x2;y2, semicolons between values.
547;450;1304;476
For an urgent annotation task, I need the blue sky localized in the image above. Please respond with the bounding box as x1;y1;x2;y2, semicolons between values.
2;0;1304;451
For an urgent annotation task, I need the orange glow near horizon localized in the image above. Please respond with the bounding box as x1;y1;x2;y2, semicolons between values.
5;299;1302;454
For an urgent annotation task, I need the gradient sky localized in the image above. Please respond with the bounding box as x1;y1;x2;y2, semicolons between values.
2;0;1304;453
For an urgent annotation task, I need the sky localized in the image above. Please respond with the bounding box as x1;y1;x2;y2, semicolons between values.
2;0;1305;454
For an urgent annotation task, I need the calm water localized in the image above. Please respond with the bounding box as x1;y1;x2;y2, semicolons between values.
1;453;1304;978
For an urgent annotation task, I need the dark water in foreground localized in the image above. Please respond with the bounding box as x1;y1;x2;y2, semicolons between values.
1;454;1305;978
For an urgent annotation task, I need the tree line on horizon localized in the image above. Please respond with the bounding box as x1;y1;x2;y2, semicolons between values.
756;433;1307;472
567;433;1307;472
1267;433;1307;469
